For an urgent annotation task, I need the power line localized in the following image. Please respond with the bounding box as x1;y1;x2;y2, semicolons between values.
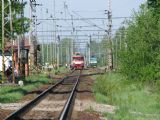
36;28;126;33
37;30;107;32
37;17;133;21
38;34;105;37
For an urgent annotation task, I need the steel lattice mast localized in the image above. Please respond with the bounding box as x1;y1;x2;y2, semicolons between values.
1;0;15;83
107;0;113;70
29;0;37;71
8;0;15;83
1;0;5;82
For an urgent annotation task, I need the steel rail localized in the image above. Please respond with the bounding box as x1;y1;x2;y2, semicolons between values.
59;70;81;120
5;70;76;120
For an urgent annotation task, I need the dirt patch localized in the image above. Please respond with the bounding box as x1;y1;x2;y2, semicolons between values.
76;76;95;100
71;70;101;120
0;109;13;120
73;111;100;120
74;100;115;113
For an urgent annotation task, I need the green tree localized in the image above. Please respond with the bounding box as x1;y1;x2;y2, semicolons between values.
59;38;72;65
112;26;127;69
116;5;160;81
148;0;157;8
0;1;29;49
148;0;160;16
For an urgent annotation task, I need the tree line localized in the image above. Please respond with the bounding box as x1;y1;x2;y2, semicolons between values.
113;1;160;81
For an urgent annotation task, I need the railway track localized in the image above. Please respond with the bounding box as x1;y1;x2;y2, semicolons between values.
4;70;82;120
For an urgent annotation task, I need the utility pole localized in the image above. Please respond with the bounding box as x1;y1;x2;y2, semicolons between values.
88;35;91;66
107;0;113;70
98;32;101;59
68;40;70;65
1;0;5;82
57;35;60;68
8;0;15;83
29;0;37;70
53;0;57;67
98;32;101;66
19;0;25;78
41;8;44;65
47;40;49;62
1;0;15;83
71;15;74;60
63;2;69;65
60;43;62;65
29;0;42;71
46;9;49;64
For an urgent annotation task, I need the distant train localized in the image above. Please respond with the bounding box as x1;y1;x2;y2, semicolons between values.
90;55;97;67
70;53;84;70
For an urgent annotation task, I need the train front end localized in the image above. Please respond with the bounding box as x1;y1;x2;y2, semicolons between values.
71;55;84;70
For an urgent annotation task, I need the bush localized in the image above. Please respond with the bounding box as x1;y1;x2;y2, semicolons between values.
93;73;160;120
115;5;160;81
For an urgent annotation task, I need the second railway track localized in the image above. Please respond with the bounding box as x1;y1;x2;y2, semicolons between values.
5;70;82;120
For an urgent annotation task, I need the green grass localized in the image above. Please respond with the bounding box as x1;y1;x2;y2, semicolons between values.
93;72;160;120
84;106;95;112
0;74;51;103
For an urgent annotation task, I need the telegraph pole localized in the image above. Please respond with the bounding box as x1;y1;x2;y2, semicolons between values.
107;0;113;70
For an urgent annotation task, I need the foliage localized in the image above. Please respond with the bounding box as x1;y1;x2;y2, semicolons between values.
89;36;108;66
0;1;29;49
0;74;50;103
93;73;160;120
59;38;72;65
40;38;72;65
114;5;160;81
148;0;160;12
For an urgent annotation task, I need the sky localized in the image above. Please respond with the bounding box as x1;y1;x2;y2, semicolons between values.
25;0;146;52
26;0;146;28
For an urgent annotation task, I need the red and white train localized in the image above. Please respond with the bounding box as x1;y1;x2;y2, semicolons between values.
70;53;84;70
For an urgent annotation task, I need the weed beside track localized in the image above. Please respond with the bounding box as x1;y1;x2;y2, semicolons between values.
93;72;160;120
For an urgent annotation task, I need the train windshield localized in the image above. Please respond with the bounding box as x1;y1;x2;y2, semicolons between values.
73;57;84;61
90;57;97;61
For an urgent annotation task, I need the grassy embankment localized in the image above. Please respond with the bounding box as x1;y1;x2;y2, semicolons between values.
0;67;69;103
93;72;160;120
0;74;51;103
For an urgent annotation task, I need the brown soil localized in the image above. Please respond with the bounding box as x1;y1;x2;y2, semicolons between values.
75;111;100;120
71;69;102;120
0;109;13;120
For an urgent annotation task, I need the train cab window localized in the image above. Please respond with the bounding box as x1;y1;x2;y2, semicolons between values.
73;57;84;61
